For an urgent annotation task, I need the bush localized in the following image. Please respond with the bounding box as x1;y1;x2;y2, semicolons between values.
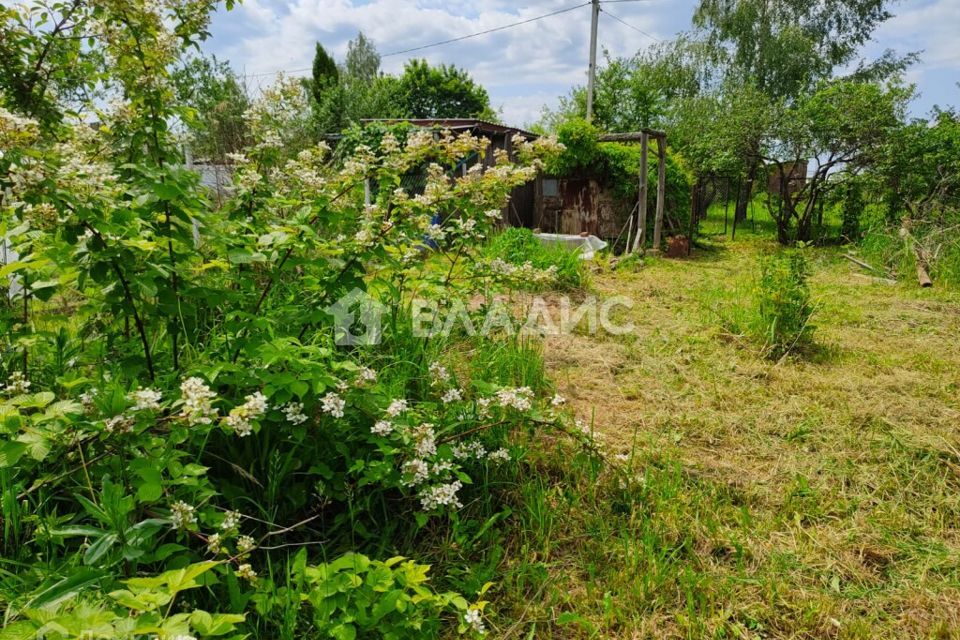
485;227;588;291
545;118;693;242
755;249;816;358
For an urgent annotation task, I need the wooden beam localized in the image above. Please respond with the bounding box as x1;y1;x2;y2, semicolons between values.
631;132;649;254
598;130;666;142
652;137;666;252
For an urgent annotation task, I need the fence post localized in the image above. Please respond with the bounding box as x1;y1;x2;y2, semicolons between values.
631;132;649;254
652;134;666;253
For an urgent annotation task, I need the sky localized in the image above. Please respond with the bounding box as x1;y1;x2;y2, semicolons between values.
202;0;960;128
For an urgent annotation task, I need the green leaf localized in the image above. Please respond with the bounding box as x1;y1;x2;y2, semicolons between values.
0;621;37;640
330;623;357;640
25;568;105;609
190;610;245;636
84;532;118;565
0;441;27;467
137;481;163;502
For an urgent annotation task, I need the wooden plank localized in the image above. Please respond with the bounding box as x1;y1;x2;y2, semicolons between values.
631;132;649;253
652;137;666;252
598;130;666;142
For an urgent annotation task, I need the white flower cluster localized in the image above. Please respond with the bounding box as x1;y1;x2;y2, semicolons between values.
283;402;308;425
419;480;463;511
386;398;408;417
128;387;162;411
357;367;377;384
170;501;196;530
225;391;268;437
237;535;256;555
402;459;430;486
551;393;566;407
465;608;486;635
80;388;97;412
180;377;218;425
487;448;511;464
441;388;462;404
495;386;534;412
104;414;134;434
320;392;345;418
371;420;394;436
412;423;437;458
221;510;241;531
486;258;559;285
237;563;258;583
1;371;31;395
206;533;222;555
428;362;450;386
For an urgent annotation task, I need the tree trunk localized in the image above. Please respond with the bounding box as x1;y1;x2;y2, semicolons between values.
735;162;758;222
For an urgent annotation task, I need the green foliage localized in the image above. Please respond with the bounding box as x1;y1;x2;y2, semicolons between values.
0;2;578;638
841;178;864;241
545;118;693;237
311;42;339;105
397;59;494;120
485;228;587;292
755;249;816;357
254;551;484;639
172;54;250;161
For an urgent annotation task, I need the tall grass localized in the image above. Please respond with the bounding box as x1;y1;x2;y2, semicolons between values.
485;227;588;291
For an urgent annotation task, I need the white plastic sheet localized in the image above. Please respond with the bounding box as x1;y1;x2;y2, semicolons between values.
533;233;608;260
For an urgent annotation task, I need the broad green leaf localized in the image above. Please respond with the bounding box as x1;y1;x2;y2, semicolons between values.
0;440;27;467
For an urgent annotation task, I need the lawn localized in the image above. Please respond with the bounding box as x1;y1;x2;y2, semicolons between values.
501;235;960;638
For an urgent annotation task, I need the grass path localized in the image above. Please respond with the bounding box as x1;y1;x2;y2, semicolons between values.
538;238;960;638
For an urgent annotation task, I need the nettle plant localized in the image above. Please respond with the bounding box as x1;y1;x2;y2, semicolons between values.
0;1;585;637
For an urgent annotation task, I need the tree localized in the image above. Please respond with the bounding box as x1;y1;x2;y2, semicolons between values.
0;2;102;127
538;44;701;133
345;31;381;83
310;42;339;105
397;59;494;120
172;55;250;161
760;79;909;243
689;0;906;222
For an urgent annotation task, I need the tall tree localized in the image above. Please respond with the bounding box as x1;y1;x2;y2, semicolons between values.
344;31;381;83
690;0;906;222
310;42;339;105
397;59;494;120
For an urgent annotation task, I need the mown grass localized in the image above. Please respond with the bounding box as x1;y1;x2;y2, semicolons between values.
504;235;960;638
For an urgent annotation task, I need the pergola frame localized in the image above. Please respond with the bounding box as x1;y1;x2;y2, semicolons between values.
598;129;667;255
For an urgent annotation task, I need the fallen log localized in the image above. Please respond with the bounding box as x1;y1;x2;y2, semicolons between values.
842;253;890;277
916;255;933;287
900;226;933;288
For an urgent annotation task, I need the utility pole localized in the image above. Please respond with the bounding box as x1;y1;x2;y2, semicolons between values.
586;0;600;122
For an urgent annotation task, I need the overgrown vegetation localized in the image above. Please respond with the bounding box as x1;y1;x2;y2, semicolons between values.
485;227;587;292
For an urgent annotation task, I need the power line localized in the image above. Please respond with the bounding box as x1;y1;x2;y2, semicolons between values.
601;6;661;42
243;2;592;77
381;2;592;57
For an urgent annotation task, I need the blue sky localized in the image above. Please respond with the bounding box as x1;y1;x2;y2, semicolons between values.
202;0;960;127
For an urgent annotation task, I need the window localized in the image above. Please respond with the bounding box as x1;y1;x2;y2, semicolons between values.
542;178;559;197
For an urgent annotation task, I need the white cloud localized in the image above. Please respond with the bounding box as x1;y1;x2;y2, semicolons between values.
205;0;672;125
203;0;958;124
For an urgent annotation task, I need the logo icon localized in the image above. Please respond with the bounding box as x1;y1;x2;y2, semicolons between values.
325;288;386;346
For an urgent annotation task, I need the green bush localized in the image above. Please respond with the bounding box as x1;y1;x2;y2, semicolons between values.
485;227;587;291
755;249;816;358
545;118;693;242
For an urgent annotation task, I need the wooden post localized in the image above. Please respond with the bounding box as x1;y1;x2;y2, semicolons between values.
631;132;649;254
652;135;666;253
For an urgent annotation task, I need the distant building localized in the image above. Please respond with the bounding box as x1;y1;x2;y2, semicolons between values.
767;160;808;195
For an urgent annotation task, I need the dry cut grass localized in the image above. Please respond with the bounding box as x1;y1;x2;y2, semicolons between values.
516;238;960;639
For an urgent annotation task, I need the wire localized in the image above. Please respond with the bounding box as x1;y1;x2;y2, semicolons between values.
380;2;591;57
601;6;661;42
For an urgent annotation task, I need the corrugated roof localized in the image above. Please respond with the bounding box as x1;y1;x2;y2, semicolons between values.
361;118;538;139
